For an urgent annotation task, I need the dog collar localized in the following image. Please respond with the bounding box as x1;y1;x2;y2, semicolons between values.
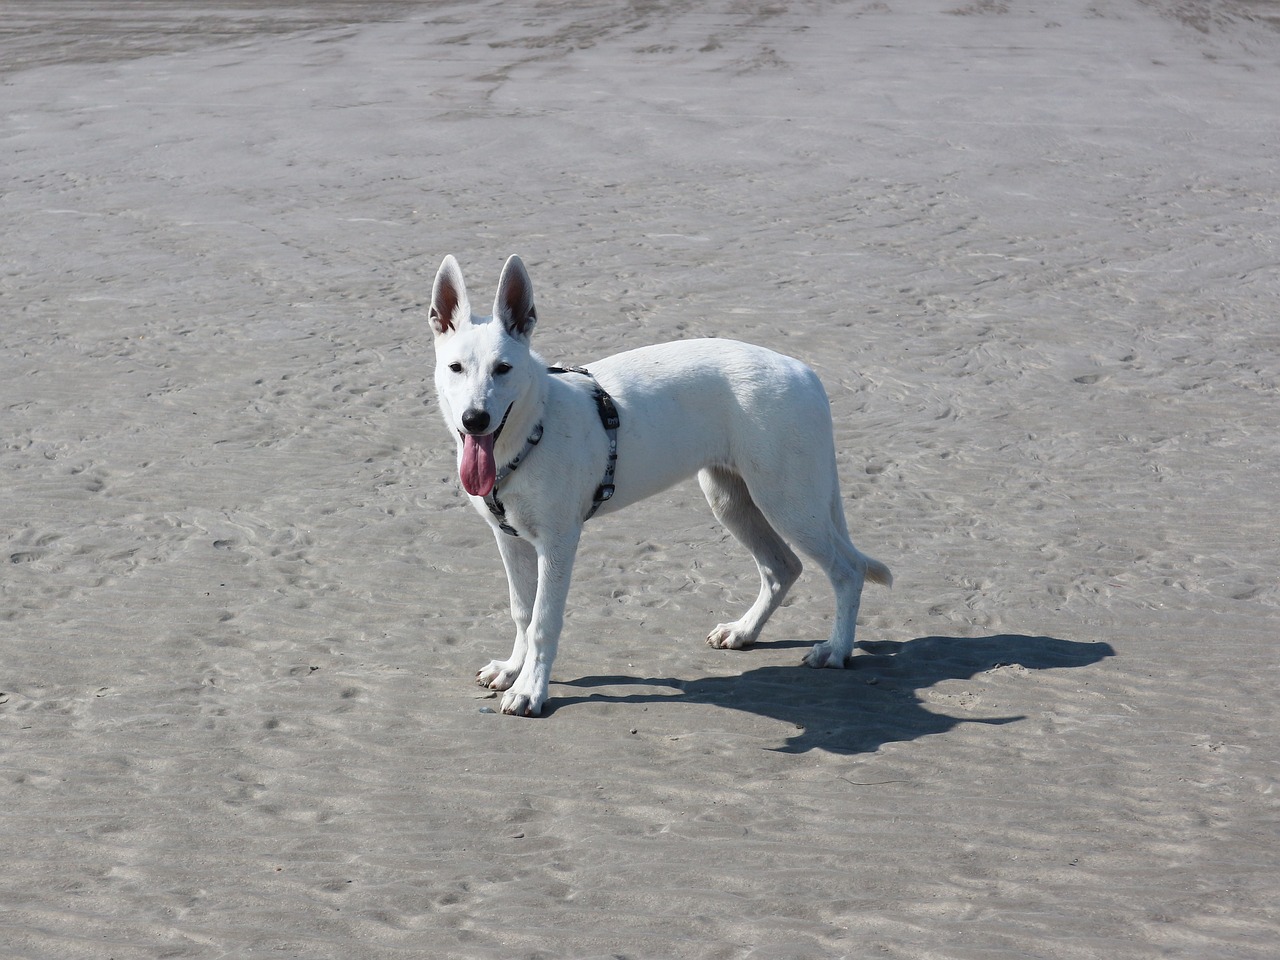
484;365;619;538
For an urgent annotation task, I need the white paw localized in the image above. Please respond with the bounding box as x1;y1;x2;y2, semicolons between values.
802;642;850;669
477;660;520;690
500;688;544;717
706;622;755;650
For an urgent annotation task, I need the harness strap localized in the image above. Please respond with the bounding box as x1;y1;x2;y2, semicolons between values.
482;422;543;537
484;365;619;538
548;366;619;521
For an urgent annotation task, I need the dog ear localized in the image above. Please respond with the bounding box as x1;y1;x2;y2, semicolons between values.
493;254;537;340
429;255;470;337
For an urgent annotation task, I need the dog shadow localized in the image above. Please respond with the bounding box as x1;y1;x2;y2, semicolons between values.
551;634;1115;754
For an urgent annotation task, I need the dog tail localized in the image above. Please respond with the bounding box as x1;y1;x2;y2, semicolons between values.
862;554;893;588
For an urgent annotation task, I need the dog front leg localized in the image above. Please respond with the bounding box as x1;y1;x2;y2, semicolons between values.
500;532;579;717
478;532;539;691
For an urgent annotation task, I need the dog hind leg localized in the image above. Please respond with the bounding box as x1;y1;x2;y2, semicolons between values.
798;492;891;669
801;537;868;669
699;466;803;650
737;461;889;669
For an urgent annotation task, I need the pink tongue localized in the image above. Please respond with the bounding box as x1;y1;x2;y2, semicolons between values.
460;433;497;497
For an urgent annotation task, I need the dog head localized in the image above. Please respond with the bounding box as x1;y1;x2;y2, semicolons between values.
430;255;540;497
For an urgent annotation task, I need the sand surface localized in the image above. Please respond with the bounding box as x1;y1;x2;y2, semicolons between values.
2;1;1278;957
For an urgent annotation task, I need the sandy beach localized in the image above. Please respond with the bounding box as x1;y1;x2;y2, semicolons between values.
2;1;1278;957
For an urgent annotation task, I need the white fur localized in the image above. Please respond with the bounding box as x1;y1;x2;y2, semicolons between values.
430;254;891;716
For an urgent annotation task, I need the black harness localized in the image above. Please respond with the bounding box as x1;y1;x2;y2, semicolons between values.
482;366;619;538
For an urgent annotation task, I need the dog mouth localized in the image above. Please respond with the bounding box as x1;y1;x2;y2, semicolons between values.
458;404;512;498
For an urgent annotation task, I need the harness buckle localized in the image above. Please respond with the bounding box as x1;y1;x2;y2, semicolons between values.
596;392;621;430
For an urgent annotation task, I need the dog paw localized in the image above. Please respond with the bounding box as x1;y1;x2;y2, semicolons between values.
802;642;850;669
477;660;520;691
706;623;755;650
499;689;544;717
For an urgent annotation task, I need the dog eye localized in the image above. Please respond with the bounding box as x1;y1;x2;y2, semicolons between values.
448;362;463;373
494;362;512;375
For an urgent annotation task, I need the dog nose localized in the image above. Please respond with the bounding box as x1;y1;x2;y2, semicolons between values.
461;409;490;434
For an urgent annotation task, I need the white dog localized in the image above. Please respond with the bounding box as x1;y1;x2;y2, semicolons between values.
430;254;891;716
